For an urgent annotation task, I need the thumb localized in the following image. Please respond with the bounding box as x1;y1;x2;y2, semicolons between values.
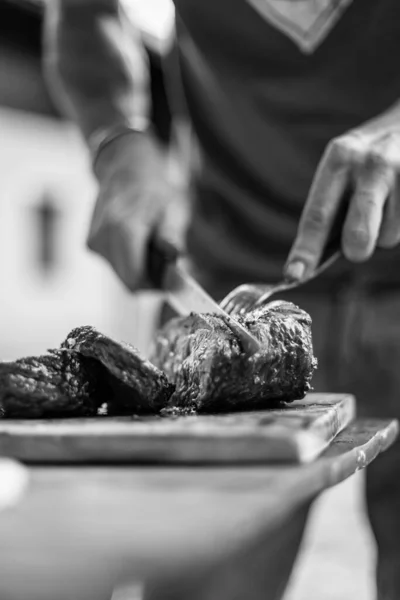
284;259;308;282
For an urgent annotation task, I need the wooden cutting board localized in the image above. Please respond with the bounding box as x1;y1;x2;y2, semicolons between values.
0;393;355;464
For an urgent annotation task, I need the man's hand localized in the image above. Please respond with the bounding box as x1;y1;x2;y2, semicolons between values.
88;134;188;291
285;117;400;281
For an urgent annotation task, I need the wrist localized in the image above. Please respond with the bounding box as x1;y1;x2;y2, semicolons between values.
89;120;149;178
92;126;169;188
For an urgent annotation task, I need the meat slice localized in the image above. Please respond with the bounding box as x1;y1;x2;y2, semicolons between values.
150;300;317;412
0;301;316;419
61;326;174;415
0;350;105;418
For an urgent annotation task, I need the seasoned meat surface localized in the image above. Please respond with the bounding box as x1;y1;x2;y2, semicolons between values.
0;350;104;418
61;326;174;414
0;301;316;419
150;300;317;412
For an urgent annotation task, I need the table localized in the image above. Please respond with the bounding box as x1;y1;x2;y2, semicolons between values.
0;418;397;600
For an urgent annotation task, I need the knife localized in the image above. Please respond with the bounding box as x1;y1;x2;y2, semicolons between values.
147;238;261;356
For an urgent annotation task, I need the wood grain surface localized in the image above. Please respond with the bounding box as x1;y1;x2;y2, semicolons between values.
0;393;355;464
0;418;396;600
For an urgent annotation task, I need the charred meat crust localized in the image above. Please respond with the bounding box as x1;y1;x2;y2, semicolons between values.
0;350;105;418
61;326;175;415
150;300;317;412
0;301;316;419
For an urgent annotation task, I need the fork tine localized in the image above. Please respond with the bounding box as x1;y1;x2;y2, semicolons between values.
222;299;236;315
231;294;258;316
235;299;254;317
253;289;274;308
219;294;235;312
238;302;254;316
226;303;241;317
220;283;273;317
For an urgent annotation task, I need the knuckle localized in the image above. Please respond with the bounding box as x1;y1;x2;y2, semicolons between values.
383;131;399;143
364;150;388;175
327;137;356;168
304;207;329;230
356;190;380;210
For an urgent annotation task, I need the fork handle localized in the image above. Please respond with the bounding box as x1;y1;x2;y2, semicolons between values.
312;248;341;279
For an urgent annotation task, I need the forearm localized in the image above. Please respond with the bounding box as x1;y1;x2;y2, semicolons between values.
43;0;149;142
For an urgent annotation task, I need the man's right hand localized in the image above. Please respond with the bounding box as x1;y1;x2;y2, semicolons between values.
87;133;188;291
45;1;184;291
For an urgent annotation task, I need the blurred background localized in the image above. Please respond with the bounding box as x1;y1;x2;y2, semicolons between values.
0;0;175;360
0;1;376;599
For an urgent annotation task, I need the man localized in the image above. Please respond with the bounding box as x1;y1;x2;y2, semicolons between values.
44;1;400;598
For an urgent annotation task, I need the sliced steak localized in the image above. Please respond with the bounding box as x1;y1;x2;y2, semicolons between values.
150;300;317;412
61;325;174;415
0;349;105;418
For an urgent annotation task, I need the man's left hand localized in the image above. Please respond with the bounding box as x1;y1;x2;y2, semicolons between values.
285;115;400;281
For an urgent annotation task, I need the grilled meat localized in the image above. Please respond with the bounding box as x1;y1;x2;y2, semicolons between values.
151;300;317;412
61;326;174;415
0;349;105;418
0;300;316;419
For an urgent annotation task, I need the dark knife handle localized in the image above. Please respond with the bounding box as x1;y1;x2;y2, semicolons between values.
147;235;180;288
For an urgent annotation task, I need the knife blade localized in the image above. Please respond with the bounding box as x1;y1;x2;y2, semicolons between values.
148;238;261;356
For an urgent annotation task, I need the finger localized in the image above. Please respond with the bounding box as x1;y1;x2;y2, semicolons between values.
378;182;400;248
285;139;353;280
88;193;148;289
86;219;113;273
86;192;112;258
377;133;400;248
342;151;395;262
87;201;141;290
109;219;152;291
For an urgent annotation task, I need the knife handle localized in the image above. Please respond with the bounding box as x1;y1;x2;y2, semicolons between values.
147;236;180;288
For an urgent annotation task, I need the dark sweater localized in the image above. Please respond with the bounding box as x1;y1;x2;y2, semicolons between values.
171;0;400;294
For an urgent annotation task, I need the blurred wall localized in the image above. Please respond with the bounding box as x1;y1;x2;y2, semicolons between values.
0;1;169;359
0;108;159;359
